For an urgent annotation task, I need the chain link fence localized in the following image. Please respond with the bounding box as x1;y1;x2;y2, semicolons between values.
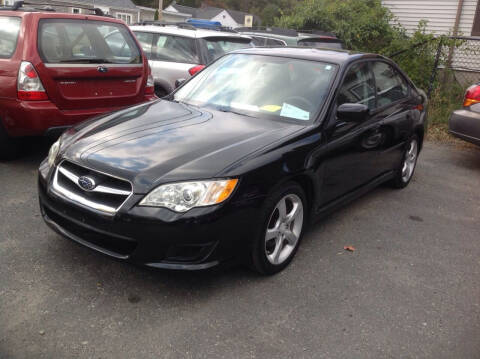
389;36;480;97
450;36;480;87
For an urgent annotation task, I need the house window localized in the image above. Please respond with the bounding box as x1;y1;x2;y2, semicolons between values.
116;13;133;25
71;8;81;14
473;1;480;36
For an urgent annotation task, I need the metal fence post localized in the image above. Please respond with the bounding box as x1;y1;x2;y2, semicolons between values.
427;37;444;99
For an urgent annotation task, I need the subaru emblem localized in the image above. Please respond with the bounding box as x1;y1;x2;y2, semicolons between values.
78;176;96;191
97;66;108;73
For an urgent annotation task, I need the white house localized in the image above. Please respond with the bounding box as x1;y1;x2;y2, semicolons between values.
164;1;256;28
383;0;479;35
382;0;480;83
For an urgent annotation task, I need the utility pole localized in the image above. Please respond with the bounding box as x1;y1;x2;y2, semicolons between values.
158;0;163;20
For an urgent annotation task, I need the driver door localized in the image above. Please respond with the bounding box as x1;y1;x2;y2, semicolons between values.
319;61;382;206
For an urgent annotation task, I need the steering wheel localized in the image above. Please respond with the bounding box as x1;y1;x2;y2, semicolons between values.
283;96;315;113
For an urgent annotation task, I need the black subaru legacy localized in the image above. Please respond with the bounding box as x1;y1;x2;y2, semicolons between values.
38;48;427;275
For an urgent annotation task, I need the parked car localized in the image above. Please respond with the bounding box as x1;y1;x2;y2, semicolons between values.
297;31;345;49
449;83;480;146
0;3;156;160
39;48;427;275
236;27;344;49
130;22;253;97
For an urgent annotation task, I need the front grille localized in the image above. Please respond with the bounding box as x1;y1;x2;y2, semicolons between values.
43;205;137;257
52;160;132;215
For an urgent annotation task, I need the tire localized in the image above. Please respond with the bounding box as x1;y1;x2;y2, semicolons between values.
154;87;168;98
390;135;420;189
250;182;307;275
0;123;21;161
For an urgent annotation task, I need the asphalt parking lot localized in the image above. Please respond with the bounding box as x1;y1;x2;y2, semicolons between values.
1;140;479;359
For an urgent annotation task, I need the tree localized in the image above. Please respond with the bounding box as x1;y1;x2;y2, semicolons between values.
275;0;400;53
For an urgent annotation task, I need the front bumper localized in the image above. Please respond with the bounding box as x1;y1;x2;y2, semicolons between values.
449;109;480;146
38;164;263;270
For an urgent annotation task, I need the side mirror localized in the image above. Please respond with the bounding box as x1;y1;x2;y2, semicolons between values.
175;78;186;89
337;103;369;122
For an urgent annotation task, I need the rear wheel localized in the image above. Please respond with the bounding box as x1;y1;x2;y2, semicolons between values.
391;135;419;188
0;123;21;161
250;182;307;275
154;86;168;98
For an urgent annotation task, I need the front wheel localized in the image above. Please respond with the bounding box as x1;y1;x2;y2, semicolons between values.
250;183;307;275
391;135;419;188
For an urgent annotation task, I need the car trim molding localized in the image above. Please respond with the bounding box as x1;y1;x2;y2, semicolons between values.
44;64;143;68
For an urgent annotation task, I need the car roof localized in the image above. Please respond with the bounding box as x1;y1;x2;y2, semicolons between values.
129;25;251;40
0;10;126;24
231;47;384;65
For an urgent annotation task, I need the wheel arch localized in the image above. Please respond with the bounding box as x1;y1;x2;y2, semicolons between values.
414;125;425;151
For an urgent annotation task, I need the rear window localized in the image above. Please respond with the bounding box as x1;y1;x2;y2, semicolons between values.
133;32;199;64
38;19;141;64
204;37;252;63
0;16;21;59
298;39;344;49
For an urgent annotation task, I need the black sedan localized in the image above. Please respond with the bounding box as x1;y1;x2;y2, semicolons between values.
38;48;427;275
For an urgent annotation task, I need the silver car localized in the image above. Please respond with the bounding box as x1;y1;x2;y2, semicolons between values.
449;83;480;146
130;24;253;97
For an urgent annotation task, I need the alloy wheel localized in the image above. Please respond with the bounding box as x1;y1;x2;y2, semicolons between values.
401;138;418;183
265;194;304;265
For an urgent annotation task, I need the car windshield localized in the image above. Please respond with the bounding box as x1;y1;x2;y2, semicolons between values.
174;54;338;122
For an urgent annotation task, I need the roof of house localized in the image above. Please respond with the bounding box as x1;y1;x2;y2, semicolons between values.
137;6;157;12
78;0;139;10
97;0;138;10
169;3;255;25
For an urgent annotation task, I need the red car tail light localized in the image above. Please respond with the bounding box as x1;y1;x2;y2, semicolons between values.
188;65;205;76
463;84;480;107
17;61;48;101
145;65;155;95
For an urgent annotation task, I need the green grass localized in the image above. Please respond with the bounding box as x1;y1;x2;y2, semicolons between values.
426;82;466;144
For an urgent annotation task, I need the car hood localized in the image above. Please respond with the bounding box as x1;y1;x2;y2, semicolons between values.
62;100;304;193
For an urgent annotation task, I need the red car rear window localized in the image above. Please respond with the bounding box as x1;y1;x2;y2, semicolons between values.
38;19;141;64
0;16;21;58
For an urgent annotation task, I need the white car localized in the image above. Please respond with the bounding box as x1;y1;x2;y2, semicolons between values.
130;23;253;97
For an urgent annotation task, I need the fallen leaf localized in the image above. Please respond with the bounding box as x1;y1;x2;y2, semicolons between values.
344;246;355;252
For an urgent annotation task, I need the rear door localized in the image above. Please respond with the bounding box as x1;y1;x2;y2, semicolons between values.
35;18;145;110
134;31;199;92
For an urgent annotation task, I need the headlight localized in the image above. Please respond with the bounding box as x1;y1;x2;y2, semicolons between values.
47;139;60;167
139;179;238;212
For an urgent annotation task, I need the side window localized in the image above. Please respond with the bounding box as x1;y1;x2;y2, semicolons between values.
266;38;285;46
134;31;154;59
0;16;21;59
337;62;375;110
371;62;409;108
252;36;266;46
153;35;198;63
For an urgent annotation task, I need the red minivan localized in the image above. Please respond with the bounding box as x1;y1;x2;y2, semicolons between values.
0;7;156;159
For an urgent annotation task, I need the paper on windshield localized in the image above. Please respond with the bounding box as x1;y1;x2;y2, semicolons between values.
280;103;310;121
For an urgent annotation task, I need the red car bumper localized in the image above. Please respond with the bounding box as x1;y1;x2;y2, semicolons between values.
0;96;157;137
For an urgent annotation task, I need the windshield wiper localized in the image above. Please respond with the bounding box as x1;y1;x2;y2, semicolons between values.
215;106;255;118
